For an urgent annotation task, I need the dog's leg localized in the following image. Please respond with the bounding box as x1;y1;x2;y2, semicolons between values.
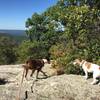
83;69;88;79
91;73;98;85
40;70;48;77
25;69;29;80
98;82;100;86
90;78;98;85
98;77;100;85
30;69;35;77
36;70;39;79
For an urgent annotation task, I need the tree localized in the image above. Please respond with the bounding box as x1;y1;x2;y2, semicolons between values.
22;0;100;75
25;13;49;42
17;40;49;62
0;36;17;64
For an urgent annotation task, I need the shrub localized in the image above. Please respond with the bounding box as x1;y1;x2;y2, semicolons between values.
0;36;17;65
17;40;49;63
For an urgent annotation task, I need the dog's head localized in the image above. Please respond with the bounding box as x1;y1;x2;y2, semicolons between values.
73;59;86;66
73;59;81;66
42;59;50;64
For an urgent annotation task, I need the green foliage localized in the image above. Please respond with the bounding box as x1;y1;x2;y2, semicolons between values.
18;1;100;75
57;0;100;9
0;36;17;65
25;13;48;42
17;40;49;63
48;5;100;74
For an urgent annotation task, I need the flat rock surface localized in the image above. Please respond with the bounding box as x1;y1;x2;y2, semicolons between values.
0;64;100;100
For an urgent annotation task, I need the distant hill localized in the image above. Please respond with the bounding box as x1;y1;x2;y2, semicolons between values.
0;29;26;36
0;29;28;43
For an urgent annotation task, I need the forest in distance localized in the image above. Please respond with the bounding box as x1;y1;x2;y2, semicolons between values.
0;0;100;75
0;30;27;43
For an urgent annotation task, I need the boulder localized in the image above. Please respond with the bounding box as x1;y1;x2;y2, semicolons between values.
0;64;100;100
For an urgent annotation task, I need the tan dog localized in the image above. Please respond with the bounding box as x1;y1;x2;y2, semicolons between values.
73;59;100;85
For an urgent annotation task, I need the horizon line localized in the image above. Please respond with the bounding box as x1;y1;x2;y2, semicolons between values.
0;28;25;30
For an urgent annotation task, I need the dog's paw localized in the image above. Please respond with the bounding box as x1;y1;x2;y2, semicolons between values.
90;82;94;85
29;77;34;80
25;78;29;81
83;76;88;80
90;81;97;85
98;82;100;86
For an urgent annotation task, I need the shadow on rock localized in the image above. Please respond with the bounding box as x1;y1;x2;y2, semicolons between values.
0;78;8;85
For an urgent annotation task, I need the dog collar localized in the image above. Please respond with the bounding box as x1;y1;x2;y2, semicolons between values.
80;60;85;66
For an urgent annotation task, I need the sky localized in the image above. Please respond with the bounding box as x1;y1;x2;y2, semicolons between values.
0;0;58;30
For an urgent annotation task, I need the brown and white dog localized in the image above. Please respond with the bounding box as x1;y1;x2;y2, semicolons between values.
22;58;50;80
73;59;100;85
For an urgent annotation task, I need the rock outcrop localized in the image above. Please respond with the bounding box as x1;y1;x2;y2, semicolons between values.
0;64;100;100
